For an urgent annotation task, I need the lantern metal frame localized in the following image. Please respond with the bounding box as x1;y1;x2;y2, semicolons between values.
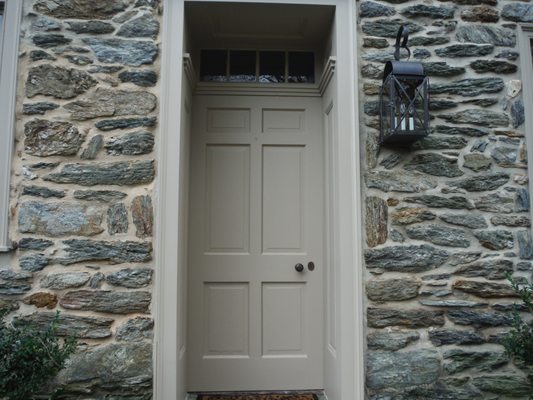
379;26;430;146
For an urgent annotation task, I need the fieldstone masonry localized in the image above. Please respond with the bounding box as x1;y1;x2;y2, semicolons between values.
0;0;160;397
1;0;533;398
361;0;533;397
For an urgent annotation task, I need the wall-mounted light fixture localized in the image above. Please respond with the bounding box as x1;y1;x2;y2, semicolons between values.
379;26;430;146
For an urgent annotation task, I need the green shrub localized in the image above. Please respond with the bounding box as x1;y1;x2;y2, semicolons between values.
0;311;77;400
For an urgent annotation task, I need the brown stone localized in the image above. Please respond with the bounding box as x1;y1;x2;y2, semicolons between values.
391;207;436;225
387;198;399;207
366;278;421;301
461;6;499;22
366;196;388;247
453;280;518;298
23;292;58;309
132;195;153;238
368;307;445;328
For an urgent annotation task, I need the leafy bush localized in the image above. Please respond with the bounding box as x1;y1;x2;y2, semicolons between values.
503;274;533;365
0;311;77;400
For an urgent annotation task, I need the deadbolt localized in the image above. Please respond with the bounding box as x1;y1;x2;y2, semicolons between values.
308;262;315;271
295;263;304;272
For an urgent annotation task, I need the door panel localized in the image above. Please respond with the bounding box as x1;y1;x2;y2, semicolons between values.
188;95;324;391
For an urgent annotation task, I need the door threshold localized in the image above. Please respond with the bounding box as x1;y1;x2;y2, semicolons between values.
186;391;327;400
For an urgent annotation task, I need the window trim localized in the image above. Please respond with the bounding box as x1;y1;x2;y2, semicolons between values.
0;0;22;252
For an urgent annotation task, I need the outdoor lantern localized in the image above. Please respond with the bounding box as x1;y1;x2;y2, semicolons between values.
379;25;430;146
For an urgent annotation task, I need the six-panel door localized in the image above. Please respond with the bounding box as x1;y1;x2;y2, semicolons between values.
187;95;324;391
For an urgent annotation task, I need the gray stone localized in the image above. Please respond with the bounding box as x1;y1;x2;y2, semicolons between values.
405;224;469;247
22;185;65;199
511;98;525;128
492;215;531;227
58;239;152;265
463;154;491;172
429;329;485;346
422;62;466;77
475;191;515;213
433;125;488;137
365;171;436;193
88;65;125;73
57;342;152;397
444;349;508;374
439;213;487;229
74;190;127;202
132;195;154;238
18;201;104;237
19;254;50;273
449;251;482;266
461;6;500;22
60;290;151;314
502;3;533;23
429;99;457;111
0;299;19;313
14;312;114;339
492;303;527;312
33;34;71;48
411;36;450;47
41;272;91;289
29;50;56;61
404;153;463;177
405;195;474;209
413;49;431;59
456;25;515;47
67;21;115;34
0;267;32;295
360;1;395;17
366;197;388;247
453;280;518;298
517;261;533;271
515;188;530;212
401;4;454;19
367;331;420;351
400;382;484;400
439;109;510;127
363;37;389;48
366;278;420;301
117;13;160;38
364;101;379;116
454;259;513;280
517;230;533;260
105;132;154;155
64;54;93;66
29;162;60;170
106;268;153;288
362;50;396;63
448;309;514;327
390;229;405;243
89;272;105;289
107;203;128;235
118;70;158;87
473;229;513;250
379;153;402;169
367;350;440;389
431;78;504;97
26;64;97;99
435;44;493;58
95;116;157;131
24;119;84;157
18;238;53;251
491;146;517;167
368;307;445;328
470;60;517;74
52;45;91;54
22;102;59;115
462;98;499;107
116;317;154;341
391;207;436;225
470;139;488;152
80;135;104;160
496;50;519;61
420;300;487;307
362;20;423;38
83;38;158;66
64;88;157;120
365;244;449;272
449;172;509;192
32;16;62;31
45;160;155;186
472;375;532;397
361;63;384;79
34;0;129;20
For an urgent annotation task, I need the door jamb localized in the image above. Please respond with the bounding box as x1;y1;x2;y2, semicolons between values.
154;1;364;399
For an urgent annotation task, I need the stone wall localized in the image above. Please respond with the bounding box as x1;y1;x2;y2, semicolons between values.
360;0;533;398
0;0;161;397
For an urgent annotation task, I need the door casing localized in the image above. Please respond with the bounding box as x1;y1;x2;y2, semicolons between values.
154;1;364;399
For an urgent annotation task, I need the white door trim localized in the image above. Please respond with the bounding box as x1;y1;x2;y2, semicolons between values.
154;1;363;399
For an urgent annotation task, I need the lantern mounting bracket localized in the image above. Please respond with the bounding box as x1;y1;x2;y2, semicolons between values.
394;25;411;61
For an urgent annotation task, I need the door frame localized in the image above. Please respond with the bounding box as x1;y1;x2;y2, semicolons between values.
154;1;364;399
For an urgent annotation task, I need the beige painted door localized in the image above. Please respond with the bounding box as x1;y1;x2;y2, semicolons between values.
187;95;324;391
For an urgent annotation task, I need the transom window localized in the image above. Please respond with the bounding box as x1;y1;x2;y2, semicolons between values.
200;49;315;84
